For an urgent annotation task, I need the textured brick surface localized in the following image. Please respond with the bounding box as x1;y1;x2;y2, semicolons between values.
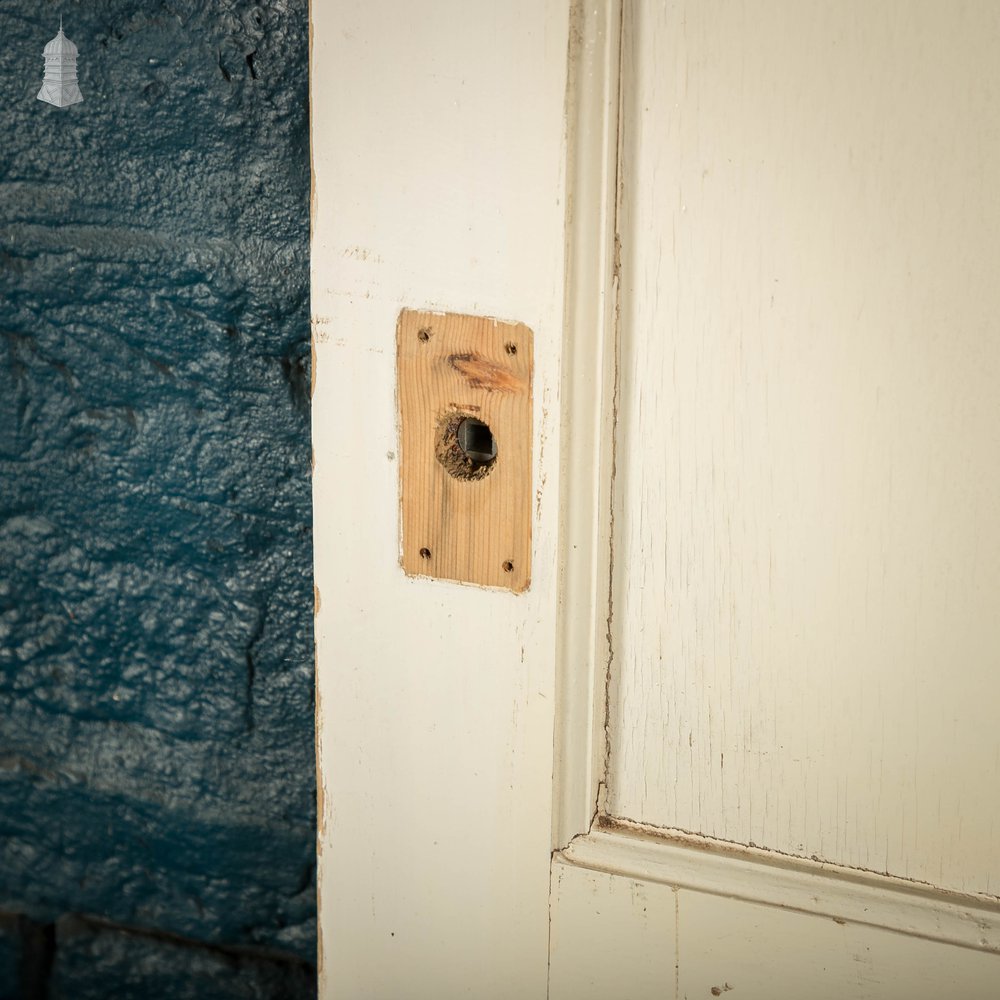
49;917;313;1000
0;0;314;992
0;915;21;1000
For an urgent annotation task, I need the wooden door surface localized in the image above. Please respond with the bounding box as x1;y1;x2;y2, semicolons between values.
311;1;571;996
553;2;1000;997
312;3;1000;996
609;0;1000;896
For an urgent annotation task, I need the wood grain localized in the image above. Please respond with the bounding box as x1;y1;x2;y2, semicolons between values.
397;308;533;592
608;0;1000;896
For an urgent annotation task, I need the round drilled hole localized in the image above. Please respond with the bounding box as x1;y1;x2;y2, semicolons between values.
419;547;431;560
505;342;517;356
435;413;497;481
502;560;514;573
417;328;431;342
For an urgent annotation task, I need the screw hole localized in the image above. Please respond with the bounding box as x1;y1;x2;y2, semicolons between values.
419;547;432;560
505;342;517;355
417;328;431;342
502;560;514;573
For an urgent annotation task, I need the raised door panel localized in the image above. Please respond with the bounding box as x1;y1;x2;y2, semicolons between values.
609;0;1000;896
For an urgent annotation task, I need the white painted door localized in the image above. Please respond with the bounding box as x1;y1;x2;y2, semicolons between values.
607;0;1000;892
312;2;1000;997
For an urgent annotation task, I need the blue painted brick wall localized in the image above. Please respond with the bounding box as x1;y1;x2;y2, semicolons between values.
0;3;314;995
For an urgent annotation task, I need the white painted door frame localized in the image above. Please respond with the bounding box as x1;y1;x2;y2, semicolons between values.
551;0;623;854
311;1;577;995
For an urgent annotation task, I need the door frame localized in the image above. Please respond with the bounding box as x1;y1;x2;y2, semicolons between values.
311;0;579;995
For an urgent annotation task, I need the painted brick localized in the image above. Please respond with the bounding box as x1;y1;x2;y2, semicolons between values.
0;0;314;990
0;915;21;1000
49;916;313;1000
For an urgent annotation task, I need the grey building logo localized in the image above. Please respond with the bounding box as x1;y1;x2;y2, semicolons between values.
37;18;83;107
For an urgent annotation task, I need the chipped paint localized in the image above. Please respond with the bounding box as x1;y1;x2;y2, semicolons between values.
447;352;524;393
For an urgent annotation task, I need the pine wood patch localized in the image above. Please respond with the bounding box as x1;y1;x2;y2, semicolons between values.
397;309;533;593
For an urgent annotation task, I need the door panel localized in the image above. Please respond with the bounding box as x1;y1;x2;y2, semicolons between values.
608;0;1000;896
549;863;677;1000
677;890;1000;999
550;860;1000;1000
